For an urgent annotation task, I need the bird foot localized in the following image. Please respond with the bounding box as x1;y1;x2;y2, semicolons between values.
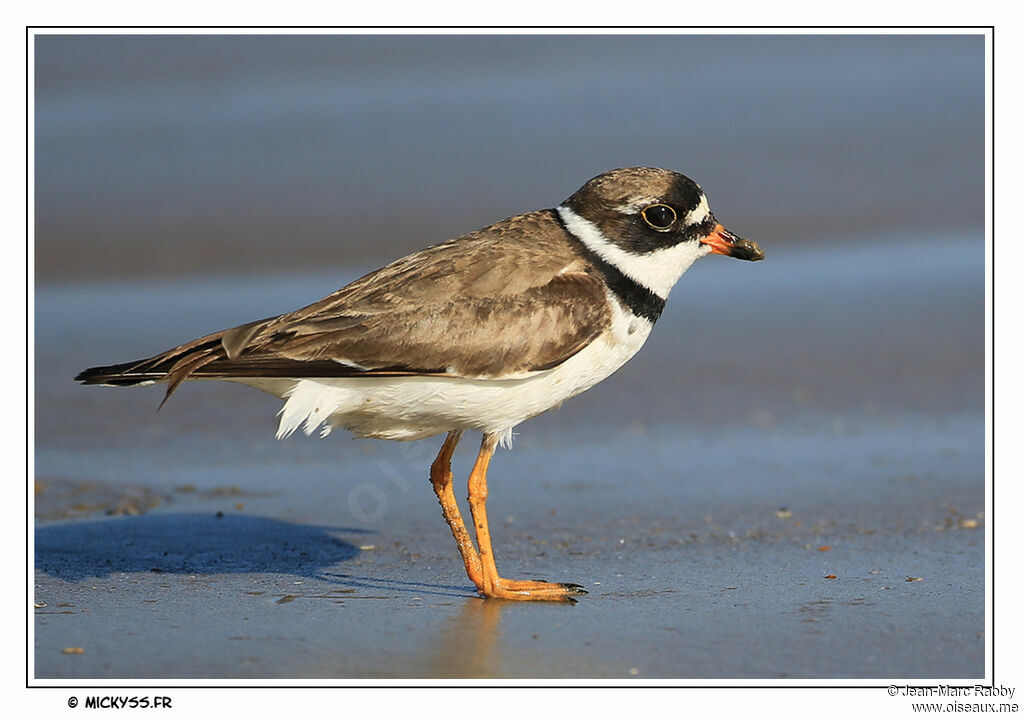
477;578;587;603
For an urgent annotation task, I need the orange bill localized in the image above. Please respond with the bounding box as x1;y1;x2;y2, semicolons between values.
700;223;765;261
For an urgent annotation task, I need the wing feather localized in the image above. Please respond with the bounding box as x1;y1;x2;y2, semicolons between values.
76;210;611;402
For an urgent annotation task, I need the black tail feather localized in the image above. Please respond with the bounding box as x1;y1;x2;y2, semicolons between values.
75;360;168;386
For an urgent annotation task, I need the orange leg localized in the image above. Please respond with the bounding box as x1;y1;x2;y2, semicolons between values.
429;431;483;588
464;433;586;602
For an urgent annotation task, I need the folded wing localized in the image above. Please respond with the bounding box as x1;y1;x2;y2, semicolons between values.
76;213;611;404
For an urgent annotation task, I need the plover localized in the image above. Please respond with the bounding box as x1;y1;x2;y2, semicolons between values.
77;167;764;602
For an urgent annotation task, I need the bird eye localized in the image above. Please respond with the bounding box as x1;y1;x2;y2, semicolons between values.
640;203;677;231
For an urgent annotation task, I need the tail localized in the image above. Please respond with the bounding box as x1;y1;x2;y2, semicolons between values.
74;315;398;408
75;360;182;387
75;335;227;408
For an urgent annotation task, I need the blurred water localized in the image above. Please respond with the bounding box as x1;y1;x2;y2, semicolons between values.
34;33;984;280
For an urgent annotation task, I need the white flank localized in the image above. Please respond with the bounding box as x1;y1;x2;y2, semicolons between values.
556;205;710;299
267;297;653;447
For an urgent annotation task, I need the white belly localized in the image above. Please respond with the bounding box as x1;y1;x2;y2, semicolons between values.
265;300;653;446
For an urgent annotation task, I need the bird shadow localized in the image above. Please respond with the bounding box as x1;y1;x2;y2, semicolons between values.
35;512;478;599
314;571;472;598
34;513;366;581
34;512;476;599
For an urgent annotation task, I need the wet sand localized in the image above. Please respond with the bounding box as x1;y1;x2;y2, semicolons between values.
33;235;984;679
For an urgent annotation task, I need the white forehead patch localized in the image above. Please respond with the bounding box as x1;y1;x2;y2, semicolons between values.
686;194;710;226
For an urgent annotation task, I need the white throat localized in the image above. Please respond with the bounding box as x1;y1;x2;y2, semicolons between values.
557;205;710;300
